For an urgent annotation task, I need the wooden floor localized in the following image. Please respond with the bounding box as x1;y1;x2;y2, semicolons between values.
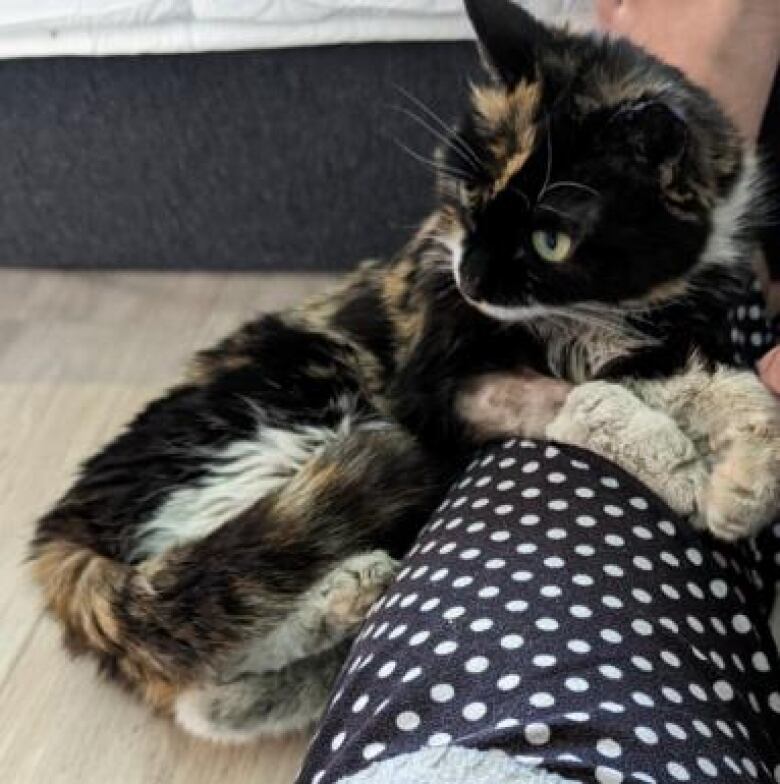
0;269;339;784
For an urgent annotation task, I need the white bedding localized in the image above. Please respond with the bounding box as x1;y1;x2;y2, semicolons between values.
0;0;593;58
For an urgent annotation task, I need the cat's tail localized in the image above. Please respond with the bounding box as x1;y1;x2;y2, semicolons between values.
29;534;186;711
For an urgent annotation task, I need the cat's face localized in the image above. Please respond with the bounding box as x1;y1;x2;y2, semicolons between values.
441;0;756;322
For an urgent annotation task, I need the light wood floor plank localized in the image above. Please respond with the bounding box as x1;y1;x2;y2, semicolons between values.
0;270;339;784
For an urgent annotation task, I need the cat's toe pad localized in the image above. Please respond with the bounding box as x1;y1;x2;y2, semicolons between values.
322;551;398;631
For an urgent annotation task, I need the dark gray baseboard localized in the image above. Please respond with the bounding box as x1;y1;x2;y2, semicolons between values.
0;43;479;270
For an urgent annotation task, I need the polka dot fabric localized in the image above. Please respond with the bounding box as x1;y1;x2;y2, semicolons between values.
298;441;780;784
728;278;780;368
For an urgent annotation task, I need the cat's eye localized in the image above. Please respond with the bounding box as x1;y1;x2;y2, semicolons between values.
531;230;573;263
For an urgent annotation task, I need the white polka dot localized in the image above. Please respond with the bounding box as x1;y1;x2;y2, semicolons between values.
420;597;440;612
658;520;676;536
540;585;562;598
544;556;565;569
377;661;396;678
452;576;473;589
662;687;683;704
530;692;556;708
396;711;420;731
506;600;528;613
478;586;500;599
466;522;485;534
571;458;590;469
666;722;687;740
565;677;589;693
402;667;422;683
602;595;623;609
312;771;325;784
522;461;540;474
632;655;653;672
603;564;624;578
604;504;624;517
442;606;465;620
575;487;596;499
411;566;429;579
601;629;622;644
576;514;596;527
496;718;520;730
494;504;514;516
465;656;490;674
599;665;623;680
512;570;533;582
660;551;680;567
632;619;653;636
548;499;568;511
605;534;624;547
470;618;494;633
497;479;516;491
693;720;712;738
630;496;649;510
570;604;592;618
497;674;521;691
434;641;458;655
769;692;780;713
352;694;369;713
408;631;430;647
597;739;621;759
632;691;654;707
533;654;556;668
501;634;524;650
697;758;718;777
599;701;624;714
714;680;734;701
428;732;451;747
567;639;591;654
431;566;449;579
544;446;560;458
362;742;385;760
400;593;418;608
388;624;408;639
535;617;559;632
430;683;454;703
490;530;511;543
565;712;590;723
573;573;594;586
331;731;346;750
732;614;751;633
520;513;540;525
595;766;623;784
463;702;487;722
546;527;567;540
635;726;658;744
525;722;551;745
633;556;653;571
667;762;690;781
522;488;541;499
576;544;596;557
752;651;770;672
486;558;506;570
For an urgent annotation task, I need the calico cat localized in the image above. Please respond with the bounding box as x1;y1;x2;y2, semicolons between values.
31;0;779;742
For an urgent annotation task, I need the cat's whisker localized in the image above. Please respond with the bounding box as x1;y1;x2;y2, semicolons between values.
535;203;575;221
392;138;475;181
390;105;481;176
543;181;601;199
392;85;485;173
537;116;554;201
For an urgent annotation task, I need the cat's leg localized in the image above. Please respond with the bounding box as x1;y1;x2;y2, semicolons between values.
546;381;709;517
175;644;350;743
626;364;780;540
175;551;398;742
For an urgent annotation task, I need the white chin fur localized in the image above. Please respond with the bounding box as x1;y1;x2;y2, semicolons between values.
450;240;543;323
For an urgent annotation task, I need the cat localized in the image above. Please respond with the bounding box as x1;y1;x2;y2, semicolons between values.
30;0;779;743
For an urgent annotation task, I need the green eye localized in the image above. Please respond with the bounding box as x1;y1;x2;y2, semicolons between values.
531;229;573;263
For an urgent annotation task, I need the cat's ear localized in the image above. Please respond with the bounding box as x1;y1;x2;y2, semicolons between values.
464;0;551;86
612;101;689;168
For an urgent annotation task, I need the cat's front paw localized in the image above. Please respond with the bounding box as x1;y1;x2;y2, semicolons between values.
548;381;707;517
696;437;780;541
321;551;398;633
